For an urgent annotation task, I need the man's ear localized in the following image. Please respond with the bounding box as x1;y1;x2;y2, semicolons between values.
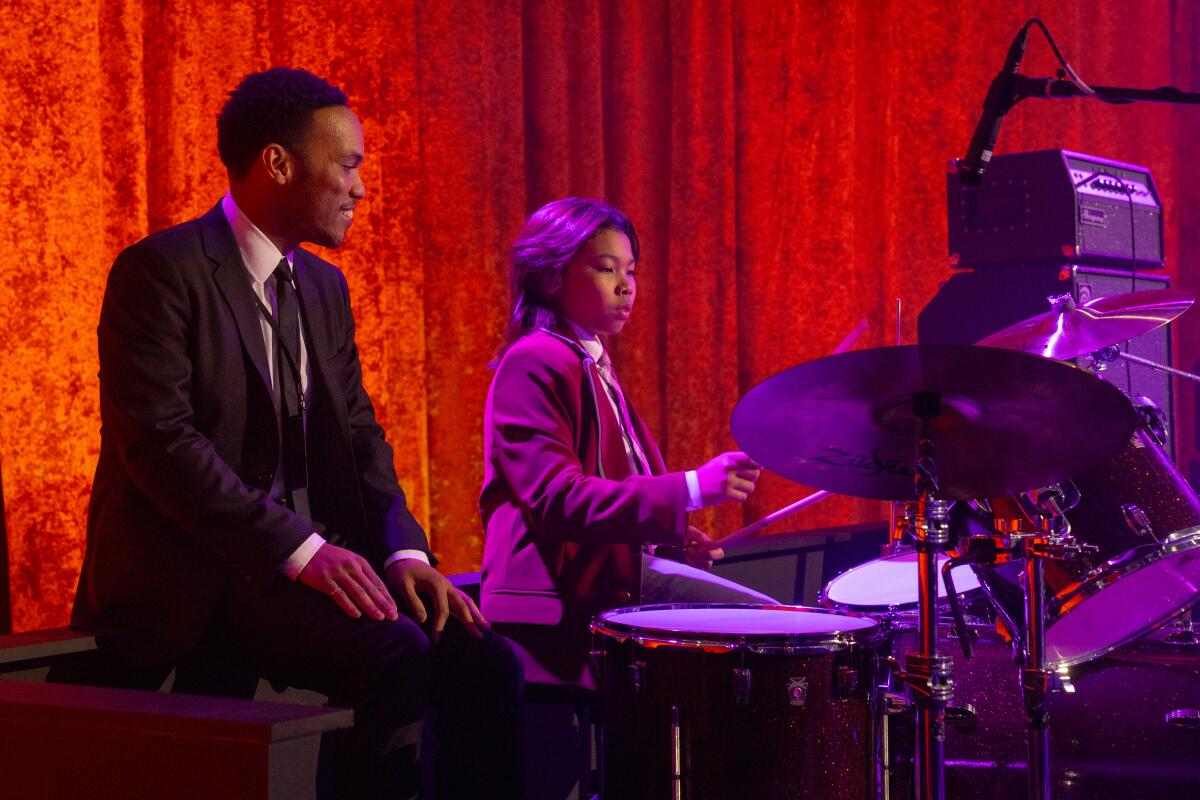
260;143;294;186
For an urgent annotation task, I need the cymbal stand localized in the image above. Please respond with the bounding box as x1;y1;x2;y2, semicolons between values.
1020;533;1053;800
901;392;954;800
1089;345;1200;386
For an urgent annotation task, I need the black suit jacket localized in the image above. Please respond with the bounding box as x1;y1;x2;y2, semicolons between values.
72;202;430;664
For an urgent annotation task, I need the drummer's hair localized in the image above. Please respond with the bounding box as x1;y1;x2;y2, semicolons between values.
496;197;640;362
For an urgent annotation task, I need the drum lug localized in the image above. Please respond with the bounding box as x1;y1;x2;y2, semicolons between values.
588;648;604;677
1121;503;1158;541
786;676;808;707
1164;708;1200;730
836;664;859;697
882;691;911;715
628;660;647;696
945;701;978;731
732;667;752;704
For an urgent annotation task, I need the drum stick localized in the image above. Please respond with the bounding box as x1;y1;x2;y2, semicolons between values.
713;319;862;549
833;317;869;355
717;490;833;547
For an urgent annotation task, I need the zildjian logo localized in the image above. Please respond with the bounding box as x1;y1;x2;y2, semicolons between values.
808;448;913;477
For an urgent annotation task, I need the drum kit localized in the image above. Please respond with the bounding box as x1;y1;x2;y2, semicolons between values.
591;289;1200;799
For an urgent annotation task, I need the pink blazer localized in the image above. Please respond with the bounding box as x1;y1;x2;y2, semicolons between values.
479;329;688;682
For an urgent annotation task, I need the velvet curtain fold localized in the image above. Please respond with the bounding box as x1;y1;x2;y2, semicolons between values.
1;0;1197;632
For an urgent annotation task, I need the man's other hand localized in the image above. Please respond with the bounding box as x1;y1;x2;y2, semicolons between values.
385;559;489;642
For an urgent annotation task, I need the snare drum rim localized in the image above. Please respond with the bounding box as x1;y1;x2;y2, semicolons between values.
817;550;983;616
589;603;887;655
1045;527;1200;668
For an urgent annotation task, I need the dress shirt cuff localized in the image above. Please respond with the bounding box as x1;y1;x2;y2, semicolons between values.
280;532;327;580
684;469;702;512
384;549;432;570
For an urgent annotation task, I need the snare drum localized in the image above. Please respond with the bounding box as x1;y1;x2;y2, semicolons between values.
591;604;885;800
820;550;985;618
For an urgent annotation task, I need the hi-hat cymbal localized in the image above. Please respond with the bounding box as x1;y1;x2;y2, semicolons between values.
731;345;1137;501
976;289;1194;360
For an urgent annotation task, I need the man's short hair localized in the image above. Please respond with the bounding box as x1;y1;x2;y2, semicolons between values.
217;67;349;179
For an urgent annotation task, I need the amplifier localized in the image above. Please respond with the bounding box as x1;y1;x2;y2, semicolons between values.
918;263;1174;453
948;150;1163;269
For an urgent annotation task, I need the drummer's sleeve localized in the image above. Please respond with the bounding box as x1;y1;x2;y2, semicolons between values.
490;346;688;546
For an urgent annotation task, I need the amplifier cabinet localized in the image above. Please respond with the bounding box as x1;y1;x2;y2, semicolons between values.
948;149;1163;269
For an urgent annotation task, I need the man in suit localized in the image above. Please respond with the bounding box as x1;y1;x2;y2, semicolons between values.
69;67;519;799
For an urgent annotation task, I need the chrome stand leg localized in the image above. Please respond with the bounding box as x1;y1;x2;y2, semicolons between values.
1022;553;1053;800
903;395;952;800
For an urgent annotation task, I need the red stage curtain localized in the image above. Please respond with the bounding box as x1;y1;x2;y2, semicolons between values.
1;0;1197;632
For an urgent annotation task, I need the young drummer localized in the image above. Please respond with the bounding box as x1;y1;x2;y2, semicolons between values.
479;197;776;686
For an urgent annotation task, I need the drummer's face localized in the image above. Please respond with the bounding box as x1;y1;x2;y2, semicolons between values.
561;228;636;336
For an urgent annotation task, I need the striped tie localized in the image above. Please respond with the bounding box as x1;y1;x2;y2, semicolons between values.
596;351;650;475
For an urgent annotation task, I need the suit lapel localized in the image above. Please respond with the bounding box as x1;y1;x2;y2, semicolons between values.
201;203;273;397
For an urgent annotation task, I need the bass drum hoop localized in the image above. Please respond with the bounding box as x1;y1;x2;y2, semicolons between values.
1045;527;1200;667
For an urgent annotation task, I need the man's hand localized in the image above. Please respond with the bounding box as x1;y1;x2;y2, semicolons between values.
297;543;399;622
694;451;761;507
385;558;489;642
683;525;725;571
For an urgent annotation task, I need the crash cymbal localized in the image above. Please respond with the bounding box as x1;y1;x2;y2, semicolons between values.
731;345;1137;501
976;290;1194;360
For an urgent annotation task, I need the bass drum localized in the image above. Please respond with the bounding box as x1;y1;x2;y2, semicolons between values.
886;622;1200;799
965;413;1200;667
591;604;886;800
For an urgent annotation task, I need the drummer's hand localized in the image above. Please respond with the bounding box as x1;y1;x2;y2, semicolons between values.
695;451;761;506
385;558;489;643
684;525;725;570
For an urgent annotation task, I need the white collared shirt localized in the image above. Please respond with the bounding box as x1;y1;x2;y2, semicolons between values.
221;193;428;577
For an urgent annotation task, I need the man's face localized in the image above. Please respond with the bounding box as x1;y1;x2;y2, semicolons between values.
561;228;637;336
286;105;365;248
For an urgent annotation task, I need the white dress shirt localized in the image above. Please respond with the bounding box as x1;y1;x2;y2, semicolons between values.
221;193;428;578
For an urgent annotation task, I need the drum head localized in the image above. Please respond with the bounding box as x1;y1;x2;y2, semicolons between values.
821;552;983;613
1046;533;1200;667
592;604;881;651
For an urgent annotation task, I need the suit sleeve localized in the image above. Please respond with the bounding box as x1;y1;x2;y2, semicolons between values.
489;345;688;546
327;272;434;565
97;245;313;582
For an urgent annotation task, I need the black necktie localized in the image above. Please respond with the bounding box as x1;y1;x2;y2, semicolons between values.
273;259;310;519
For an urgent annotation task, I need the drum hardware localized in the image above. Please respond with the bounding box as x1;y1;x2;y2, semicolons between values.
1162;615;1198;646
731;344;1136;800
939;538;1000;660
628;661;647;695
1120;503;1155;540
670;704;682;800
1163;708;1200;730
786;676;807;706
732;667;752;704
1090;342;1200;386
956;526;1099;800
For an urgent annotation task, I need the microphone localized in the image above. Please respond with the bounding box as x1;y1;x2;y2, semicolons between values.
957;26;1031;186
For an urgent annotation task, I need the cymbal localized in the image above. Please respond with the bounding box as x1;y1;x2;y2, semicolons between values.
731;345;1137;501
976;289;1194;360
